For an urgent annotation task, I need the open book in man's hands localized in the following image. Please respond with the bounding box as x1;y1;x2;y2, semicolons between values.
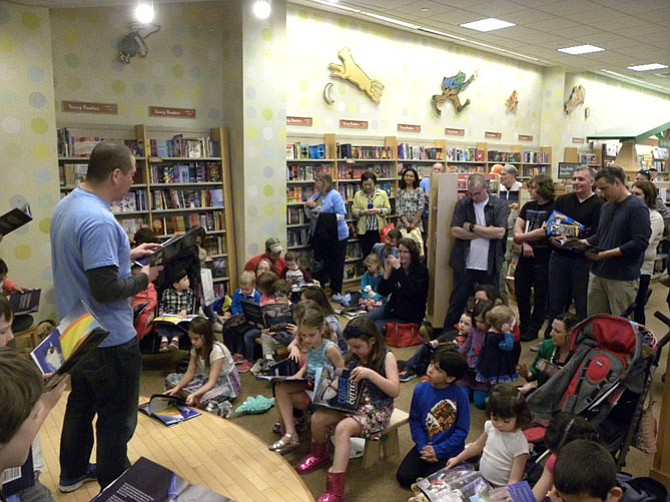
135;225;204;266
30;301;108;389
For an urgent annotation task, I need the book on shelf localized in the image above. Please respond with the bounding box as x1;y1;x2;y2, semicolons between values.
312;366;365;413
446;147;484;162
8;288;41;316
137;394;201;428
0;202;32;235
30;300;109;389
59;162;89;187
211;256;228;278
92;456;231;501
240;301;292;332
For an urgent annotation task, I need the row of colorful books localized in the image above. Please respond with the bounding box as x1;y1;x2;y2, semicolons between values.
397;143;443;161
151;188;224;210
111;190;148;214
150;162;222;184
337;144;393;160
446;147;485;162
287;163;331;181
336;164;393;179
57;129;144;158
149;135;220;158
286;142;327;160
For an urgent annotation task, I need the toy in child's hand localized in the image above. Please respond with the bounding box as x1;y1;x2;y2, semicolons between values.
235;395;275;415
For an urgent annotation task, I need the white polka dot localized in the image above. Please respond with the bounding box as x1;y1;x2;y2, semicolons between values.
2;116;21;134
23;39;43;58
152;63;165;77
247;146;258;159
247;185;258;198
262;127;273;140
337;101;346;113
89;78;104;94
0;63;16;82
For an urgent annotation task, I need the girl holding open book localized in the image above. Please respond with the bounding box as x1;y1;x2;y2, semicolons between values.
294;316;399;502
164;317;241;417
269;303;344;455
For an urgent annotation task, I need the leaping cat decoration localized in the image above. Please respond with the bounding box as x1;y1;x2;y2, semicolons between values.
118;23;160;64
327;48;384;105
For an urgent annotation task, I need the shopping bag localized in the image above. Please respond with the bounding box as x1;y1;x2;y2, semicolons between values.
385;323;422;348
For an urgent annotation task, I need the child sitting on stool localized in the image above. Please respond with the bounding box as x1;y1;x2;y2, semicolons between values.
157;267;195;352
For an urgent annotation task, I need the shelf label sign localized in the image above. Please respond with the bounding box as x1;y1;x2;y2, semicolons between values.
340;119;368;129
518;134;533;142
62;101;117;115
397;124;421;133
572;137;585;144
445;128;465;136
485;131;502;139
148;106;196;119
287;116;313;126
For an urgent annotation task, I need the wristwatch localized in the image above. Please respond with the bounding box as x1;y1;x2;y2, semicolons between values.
469;223;475;232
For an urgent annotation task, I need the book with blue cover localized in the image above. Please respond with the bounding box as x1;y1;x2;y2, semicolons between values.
138;394;201;427
312;366;365;413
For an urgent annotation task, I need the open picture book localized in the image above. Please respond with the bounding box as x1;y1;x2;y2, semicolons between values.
312;365;366;413
255;357;307;383
241;301;293;332
0;202;32;236
92;456;232;501
8;288;41;316
138;394;201;427
135;225;204;266
30;300;109;390
152;313;200;331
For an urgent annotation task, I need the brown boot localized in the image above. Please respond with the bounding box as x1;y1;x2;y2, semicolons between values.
317;471;346;502
295;441;330;475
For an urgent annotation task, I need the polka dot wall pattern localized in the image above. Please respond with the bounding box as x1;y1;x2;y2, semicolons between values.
0;2;58;320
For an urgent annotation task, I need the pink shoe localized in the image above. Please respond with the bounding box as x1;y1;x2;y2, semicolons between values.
232;354;245;364
295;442;330;475
317;471;346;502
237;360;253;373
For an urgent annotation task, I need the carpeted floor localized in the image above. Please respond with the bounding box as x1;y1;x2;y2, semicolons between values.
136;285;670;501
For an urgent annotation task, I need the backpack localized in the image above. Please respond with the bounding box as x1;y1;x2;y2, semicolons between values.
618;473;668;502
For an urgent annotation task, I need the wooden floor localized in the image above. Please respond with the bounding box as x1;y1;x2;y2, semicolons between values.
38;394;314;502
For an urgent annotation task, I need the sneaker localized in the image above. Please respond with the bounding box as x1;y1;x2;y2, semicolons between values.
530;341;543;353
237;360;253;373
232;354;246;365
168;339;180;351
331;293;348;306
250;359;264;376
399;370;417;383
159;340;169;352
58;464;97;493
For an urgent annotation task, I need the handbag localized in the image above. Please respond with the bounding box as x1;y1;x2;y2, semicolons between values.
400;227;424;257
633;397;657;454
385;323;423;348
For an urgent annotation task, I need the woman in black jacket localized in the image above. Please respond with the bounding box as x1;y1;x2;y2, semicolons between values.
366;237;428;335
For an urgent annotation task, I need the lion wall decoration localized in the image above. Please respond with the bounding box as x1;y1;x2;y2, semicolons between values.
564;84;585;115
431;70;478;117
327;47;384;105
117;23;160;64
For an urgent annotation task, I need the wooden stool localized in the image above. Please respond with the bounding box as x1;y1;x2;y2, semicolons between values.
362;408;409;468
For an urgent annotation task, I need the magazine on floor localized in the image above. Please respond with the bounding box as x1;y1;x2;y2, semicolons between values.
0;202;32;235
91;456;233;501
138;394;201;427
30;300;109;389
312;366;365;413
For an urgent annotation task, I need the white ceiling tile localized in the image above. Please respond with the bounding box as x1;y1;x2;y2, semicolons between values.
387;0;457;16
634;7;670;22
607;0;670;14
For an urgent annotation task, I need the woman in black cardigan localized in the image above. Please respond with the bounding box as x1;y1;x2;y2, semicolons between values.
366;237;429;335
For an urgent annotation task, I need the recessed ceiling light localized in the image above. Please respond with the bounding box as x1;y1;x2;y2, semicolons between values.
627;63;668;72
421;8;428;11
558;44;605;55
459;18;515;32
362;12;419;29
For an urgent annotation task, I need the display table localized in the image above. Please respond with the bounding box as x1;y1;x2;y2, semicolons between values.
38;394;315;502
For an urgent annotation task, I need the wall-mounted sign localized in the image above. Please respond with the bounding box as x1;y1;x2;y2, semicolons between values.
397;124;421;133
445;128;465;136
62;100;117;115
340;119;368;130
485;131;502;140
518;134;533;142
572;137;585;144
148;106;196;119
287;116;313;126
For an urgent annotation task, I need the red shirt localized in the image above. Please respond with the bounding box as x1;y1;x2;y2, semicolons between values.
244;253;287;276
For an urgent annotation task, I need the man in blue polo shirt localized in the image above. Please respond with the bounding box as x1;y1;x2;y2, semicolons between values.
51;142;161;492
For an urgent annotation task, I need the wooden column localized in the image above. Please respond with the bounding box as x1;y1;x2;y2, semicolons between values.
651;344;670;486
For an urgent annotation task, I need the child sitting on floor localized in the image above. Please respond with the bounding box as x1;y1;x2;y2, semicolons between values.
396;346;470;489
447;384;530;487
295;316;399;502
164;317;241;418
269;304;345;455
399;310;472;382
157;267;195;352
359;253;385;312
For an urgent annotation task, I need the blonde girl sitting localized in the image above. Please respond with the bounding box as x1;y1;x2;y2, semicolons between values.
269;303;345;454
164;317;241;416
295;316;399;502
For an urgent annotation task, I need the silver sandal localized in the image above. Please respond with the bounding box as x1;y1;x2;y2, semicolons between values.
269;433;300;454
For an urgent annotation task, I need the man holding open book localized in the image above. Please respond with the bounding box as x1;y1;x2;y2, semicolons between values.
50;141;162;492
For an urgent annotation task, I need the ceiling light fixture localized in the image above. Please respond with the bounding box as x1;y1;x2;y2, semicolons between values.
627;63;668;72
558;44;604;55
459;18;515;32
252;0;272;20
134;1;154;24
361;12;419;29
599;69;667;92
418;27;466;41
311;0;359;12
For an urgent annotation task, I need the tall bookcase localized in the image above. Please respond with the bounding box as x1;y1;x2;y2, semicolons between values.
57;124;237;296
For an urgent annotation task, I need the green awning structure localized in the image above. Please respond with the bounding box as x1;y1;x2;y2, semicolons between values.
586;121;670;143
